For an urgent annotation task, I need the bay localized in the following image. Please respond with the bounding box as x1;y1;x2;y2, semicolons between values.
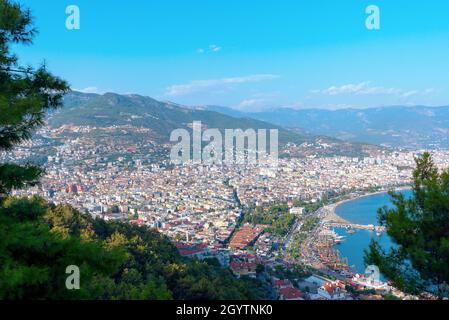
334;189;412;275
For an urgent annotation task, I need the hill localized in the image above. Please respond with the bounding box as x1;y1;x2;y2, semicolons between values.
0;196;269;300
49;92;382;158
201;105;449;149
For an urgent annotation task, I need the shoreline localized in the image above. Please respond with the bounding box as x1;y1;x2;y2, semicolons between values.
318;186;411;275
325;186;412;225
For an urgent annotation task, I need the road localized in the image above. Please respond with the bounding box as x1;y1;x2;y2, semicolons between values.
282;206;355;281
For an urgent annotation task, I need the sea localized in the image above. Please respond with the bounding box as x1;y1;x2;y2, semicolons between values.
333;189;412;275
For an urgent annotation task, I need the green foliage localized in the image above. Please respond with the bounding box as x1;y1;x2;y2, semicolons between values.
0;196;269;300
269;265;309;283
0;163;43;196
256;264;265;274
287;215;319;260
0;197;126;299
0;0;69;197
365;152;449;298
244;203;296;236
52;90;313;149
345;285;376;297
383;293;399;300
293;199;326;214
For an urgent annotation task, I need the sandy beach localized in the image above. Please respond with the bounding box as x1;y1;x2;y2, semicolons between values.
324;186;412;224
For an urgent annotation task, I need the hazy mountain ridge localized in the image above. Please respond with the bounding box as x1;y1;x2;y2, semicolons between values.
54;92;305;145
200;105;449;149
48;92;382;157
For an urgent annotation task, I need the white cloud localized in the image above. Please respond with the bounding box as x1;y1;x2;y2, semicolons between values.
165;74;280;97
322;82;370;95
74;86;104;94
197;44;222;54
236;98;269;109
314;82;435;98
401;90;419;98
424;88;437;95
209;44;222;52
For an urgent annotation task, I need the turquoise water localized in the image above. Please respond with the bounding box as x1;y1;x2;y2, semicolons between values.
334;189;412;274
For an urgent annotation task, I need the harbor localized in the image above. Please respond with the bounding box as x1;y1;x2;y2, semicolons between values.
322;201;386;235
320;189;412;274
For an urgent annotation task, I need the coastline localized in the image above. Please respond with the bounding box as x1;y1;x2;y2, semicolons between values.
324;186;412;224
320;186;411;276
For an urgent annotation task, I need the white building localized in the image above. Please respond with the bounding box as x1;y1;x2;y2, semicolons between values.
289;207;304;216
317;281;347;300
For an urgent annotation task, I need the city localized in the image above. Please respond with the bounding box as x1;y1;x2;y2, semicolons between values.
2;0;449;313
4;121;449;300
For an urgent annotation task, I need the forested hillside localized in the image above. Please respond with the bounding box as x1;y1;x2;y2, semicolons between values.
0;196;269;300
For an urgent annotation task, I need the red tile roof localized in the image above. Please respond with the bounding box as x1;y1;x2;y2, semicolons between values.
274;279;288;287
279;287;304;300
229;261;257;270
229;225;264;249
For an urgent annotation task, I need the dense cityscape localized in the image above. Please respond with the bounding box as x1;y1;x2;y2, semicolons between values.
4;123;449;300
2;1;449;311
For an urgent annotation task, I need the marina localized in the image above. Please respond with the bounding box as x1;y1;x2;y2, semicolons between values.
302;189;413;275
327;189;412;274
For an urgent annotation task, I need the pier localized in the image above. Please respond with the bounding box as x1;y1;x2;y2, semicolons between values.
322;204;386;233
325;222;386;232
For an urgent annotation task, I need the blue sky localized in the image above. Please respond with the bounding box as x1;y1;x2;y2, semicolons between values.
14;0;449;110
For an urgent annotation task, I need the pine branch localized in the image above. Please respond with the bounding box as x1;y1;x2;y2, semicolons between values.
0;66;35;74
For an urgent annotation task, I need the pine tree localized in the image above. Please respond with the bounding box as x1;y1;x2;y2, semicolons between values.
365;152;449;298
0;0;69;198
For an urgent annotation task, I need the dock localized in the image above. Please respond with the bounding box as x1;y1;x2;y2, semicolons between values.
322;204;386;233
325;222;386;232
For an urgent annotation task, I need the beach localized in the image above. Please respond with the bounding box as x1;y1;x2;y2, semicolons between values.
327;188;412;274
324;186;412;224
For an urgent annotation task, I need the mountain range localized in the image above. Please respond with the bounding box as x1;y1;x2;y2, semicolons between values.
199;105;449;149
47;92;382;158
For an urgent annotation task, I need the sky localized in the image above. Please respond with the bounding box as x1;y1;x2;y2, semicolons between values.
13;0;449;111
